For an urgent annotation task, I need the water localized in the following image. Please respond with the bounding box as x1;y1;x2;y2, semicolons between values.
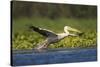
11;48;97;66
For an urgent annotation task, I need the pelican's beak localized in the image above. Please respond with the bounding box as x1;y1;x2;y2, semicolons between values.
68;27;82;33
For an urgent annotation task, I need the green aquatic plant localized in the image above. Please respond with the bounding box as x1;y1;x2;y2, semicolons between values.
12;31;97;50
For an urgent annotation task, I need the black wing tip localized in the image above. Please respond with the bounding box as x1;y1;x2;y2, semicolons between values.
28;25;41;31
29;26;35;29
25;24;33;29
27;25;38;29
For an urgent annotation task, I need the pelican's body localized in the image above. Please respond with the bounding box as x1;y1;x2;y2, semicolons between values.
29;26;82;50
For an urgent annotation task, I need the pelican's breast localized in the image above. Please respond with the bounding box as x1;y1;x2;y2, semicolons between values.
57;33;69;40
47;33;68;44
47;36;58;43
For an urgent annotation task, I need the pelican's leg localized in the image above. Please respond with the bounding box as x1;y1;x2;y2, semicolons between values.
43;43;49;49
35;40;48;50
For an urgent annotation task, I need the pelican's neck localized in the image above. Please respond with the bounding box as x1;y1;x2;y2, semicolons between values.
64;27;69;34
57;33;68;39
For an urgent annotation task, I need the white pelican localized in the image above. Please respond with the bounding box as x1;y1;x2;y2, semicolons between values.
29;26;83;50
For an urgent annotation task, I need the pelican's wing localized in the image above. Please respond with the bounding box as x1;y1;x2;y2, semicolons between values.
29;26;57;37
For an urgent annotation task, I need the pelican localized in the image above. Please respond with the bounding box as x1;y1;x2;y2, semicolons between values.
29;26;82;50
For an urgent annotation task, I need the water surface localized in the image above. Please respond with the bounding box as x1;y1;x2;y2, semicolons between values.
11;48;97;66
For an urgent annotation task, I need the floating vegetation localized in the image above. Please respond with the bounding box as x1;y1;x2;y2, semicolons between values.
12;31;97;50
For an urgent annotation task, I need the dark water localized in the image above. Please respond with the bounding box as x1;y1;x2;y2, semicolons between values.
11;48;97;66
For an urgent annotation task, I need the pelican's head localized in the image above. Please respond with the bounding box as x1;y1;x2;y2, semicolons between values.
64;26;82;35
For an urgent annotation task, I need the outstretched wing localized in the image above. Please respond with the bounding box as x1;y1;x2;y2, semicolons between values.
29;26;57;37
